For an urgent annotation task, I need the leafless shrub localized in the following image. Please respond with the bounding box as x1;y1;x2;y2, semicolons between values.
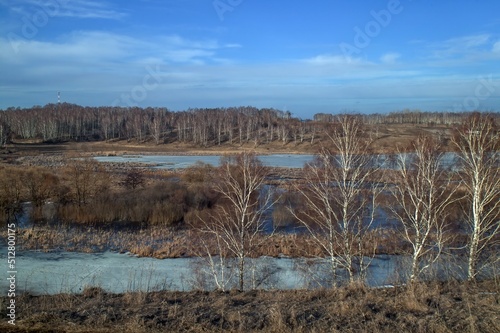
120;169;145;190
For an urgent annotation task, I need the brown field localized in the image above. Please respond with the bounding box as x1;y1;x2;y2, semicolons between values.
2;123;455;157
0;280;498;333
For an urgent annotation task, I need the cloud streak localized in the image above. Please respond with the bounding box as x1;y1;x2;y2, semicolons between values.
427;34;499;60
0;0;127;20
380;53;400;64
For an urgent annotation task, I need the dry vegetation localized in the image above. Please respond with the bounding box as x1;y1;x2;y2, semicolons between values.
0;112;498;332
11;226;393;259
0;280;498;332
1;114;497;264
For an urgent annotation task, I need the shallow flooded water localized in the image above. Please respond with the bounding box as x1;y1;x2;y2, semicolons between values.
0;247;475;295
94;153;460;171
94;154;315;169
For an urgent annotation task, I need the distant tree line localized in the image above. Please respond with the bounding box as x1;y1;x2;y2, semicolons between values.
0;104;498;147
0;104;308;146
314;109;497;125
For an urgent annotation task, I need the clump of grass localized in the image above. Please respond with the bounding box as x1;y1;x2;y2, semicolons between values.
131;245;154;257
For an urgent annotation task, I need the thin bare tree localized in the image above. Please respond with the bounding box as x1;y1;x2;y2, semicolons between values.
390;136;459;283
452;113;500;280
148;108;166;145
0;117;9;147
291;115;382;286
197;152;275;290
192;227;235;291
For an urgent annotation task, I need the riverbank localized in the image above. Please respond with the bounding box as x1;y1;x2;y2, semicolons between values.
0;280;497;333
11;225;401;259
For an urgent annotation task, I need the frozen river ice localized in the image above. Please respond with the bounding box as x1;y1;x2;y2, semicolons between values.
1;247;408;295
94;154;315;169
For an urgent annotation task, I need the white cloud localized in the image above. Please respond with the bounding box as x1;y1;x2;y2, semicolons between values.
448;34;490;48
303;54;367;66
58;0;127;19
163;49;215;64
0;0;127;20
224;43;242;49
0;31;139;65
161;35;219;50
493;41;500;53
430;34;491;59
0;31;237;66
380;53;400;64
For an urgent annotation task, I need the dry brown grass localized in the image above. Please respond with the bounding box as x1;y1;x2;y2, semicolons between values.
15;224;408;259
0;280;497;333
16;225;181;255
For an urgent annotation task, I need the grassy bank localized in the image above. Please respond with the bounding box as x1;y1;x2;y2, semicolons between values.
12;225;401;258
0;280;498;332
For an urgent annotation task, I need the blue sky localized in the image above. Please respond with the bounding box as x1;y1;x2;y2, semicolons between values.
1;0;499;118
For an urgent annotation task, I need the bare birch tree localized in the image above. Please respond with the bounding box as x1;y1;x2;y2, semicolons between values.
190;224;235;292
0;119;9;148
452;113;500;280
198;152;274;291
292;115;382;286
390;136;459;283
148;108;165;145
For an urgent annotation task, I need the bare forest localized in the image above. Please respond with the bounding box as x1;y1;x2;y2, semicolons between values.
1;104;495;148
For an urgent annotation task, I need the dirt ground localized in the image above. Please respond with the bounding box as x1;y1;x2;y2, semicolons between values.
0;280;498;333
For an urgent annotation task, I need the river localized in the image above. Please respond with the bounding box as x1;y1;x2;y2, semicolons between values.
94;154;315;169
0;247;476;295
93;152;460;170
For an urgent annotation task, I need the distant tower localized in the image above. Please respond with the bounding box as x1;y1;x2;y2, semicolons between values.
57;91;61;104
